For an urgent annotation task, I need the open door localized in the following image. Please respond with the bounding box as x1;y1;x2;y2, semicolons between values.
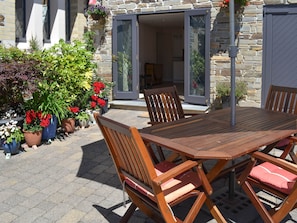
184;9;210;105
112;14;139;99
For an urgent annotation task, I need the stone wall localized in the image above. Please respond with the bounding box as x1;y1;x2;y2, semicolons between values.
210;0;264;104
1;0;290;105
93;0;265;104
0;0;15;46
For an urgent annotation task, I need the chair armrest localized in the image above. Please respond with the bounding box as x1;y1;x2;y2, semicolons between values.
153;160;213;195
253;151;297;175
153;160;198;185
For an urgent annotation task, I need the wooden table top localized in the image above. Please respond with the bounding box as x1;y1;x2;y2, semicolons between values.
141;107;297;160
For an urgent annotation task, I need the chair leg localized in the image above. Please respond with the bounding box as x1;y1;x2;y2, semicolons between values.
241;181;274;223
183;192;206;223
205;197;227;223
289;150;297;163
120;203;137;223
126;189;164;222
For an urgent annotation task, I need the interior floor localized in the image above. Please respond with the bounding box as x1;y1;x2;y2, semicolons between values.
140;82;184;97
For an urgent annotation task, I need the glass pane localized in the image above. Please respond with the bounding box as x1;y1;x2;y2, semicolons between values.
43;0;50;41
15;0;25;41
116;20;132;92
189;15;205;96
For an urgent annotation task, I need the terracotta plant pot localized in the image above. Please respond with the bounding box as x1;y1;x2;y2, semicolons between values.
61;118;75;133
24;130;42;147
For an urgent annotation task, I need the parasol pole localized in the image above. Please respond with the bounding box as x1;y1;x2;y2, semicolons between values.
228;0;238;200
229;0;237;126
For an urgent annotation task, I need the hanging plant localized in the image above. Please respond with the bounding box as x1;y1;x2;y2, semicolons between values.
85;5;108;20
220;0;250;8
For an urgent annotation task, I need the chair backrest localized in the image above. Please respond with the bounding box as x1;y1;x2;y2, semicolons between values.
265;85;297;114
94;113;157;189
144;85;185;125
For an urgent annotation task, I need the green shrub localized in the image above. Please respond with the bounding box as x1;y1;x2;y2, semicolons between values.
216;81;247;102
0;46;42;114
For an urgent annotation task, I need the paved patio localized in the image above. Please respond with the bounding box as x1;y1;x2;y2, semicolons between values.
0;108;296;222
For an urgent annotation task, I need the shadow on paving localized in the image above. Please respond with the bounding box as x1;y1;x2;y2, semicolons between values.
76;129;296;223
76;140;122;188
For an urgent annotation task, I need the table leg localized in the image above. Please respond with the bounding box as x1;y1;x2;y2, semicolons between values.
206;159;229;182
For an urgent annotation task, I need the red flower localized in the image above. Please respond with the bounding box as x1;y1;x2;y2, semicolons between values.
25;110;33;124
40;118;50;127
23;110;52;131
93;81;105;89
40;114;52;127
90;101;97;108
91;95;99;101
93;82;105;94
97;98;106;107
70;106;80;113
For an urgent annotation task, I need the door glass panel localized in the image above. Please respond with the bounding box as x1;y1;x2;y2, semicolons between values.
189;16;205;96
15;0;26;42
116;20;132;92
43;0;51;42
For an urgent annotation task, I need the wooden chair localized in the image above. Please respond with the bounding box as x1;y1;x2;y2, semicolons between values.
144;85;186;126
262;85;297;163
264;85;297;114
143;85;198;161
238;151;297;223
94;113;226;223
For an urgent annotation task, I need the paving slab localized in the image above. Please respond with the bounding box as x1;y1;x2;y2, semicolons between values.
0;108;296;222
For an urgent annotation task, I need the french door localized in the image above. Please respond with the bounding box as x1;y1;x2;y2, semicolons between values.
112;10;210;104
112;14;139;99
184;9;210;105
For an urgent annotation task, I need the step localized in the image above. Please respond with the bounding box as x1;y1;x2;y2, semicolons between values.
109;99;209;114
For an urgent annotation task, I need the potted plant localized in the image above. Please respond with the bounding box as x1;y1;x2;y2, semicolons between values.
86;78;114;123
75;111;90;129
61;107;80;133
0;120;24;159
216;81;248;108
220;0;250;8
85;4;108;20
25;90;70;142
23;110;52;147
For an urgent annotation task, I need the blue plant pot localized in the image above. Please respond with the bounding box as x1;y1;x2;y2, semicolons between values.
2;140;20;155
42;115;58;141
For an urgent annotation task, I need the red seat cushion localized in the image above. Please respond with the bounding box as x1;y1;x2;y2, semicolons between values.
275;138;290;148
124;161;202;203
250;162;297;194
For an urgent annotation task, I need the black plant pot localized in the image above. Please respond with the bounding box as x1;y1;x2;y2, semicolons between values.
101;98;109;114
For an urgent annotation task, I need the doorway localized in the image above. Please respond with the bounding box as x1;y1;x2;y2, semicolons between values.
138;12;185;95
112;10;210;105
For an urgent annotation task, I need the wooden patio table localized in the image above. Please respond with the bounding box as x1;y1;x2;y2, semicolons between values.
140;107;297;183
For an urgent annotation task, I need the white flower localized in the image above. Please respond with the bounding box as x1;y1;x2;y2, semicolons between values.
4;131;10;137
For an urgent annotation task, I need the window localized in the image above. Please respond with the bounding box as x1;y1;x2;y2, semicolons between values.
15;0;26;42
43;0;50;43
65;0;70;42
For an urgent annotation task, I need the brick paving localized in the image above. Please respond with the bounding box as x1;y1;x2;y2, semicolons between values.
0;109;296;223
